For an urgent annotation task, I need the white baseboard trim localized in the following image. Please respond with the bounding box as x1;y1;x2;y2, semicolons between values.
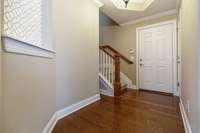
130;85;137;89
179;99;192;133
100;89;114;97
56;94;101;120
174;90;180;96
127;84;137;90
42;94;101;133
42;113;58;133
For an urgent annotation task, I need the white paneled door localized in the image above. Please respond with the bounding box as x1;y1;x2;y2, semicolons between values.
137;22;175;93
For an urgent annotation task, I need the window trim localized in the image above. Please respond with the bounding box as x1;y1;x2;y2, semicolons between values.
3;37;55;58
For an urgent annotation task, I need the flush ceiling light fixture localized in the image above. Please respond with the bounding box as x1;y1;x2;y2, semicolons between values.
111;0;154;11
123;0;130;8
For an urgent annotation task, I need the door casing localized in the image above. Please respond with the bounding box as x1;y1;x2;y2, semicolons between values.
136;20;178;96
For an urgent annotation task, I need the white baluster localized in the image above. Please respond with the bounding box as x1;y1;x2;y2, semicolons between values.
108;56;111;83
112;58;114;85
104;51;106;77
99;50;100;72
99;48;116;88
101;50;103;74
102;51;104;75
106;54;108;80
104;52;106;78
110;59;113;84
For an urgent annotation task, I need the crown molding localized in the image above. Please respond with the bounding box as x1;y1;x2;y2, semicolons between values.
93;0;104;8
120;9;178;26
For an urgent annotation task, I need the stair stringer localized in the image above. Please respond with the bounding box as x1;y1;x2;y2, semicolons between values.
120;72;135;89
99;72;136;97
99;73;114;97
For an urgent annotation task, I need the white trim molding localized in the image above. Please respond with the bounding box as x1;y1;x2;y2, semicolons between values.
42;94;101;133
56;94;100;120
120;9;178;26
3;37;55;58
42;113;58;133
99;73;114;89
129;85;137;89
179;99;193;133
93;0;104;7
100;88;114;97
120;72;134;89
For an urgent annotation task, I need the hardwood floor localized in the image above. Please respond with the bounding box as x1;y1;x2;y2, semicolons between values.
52;90;185;133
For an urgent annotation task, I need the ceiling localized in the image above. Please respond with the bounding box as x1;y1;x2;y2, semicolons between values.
99;0;179;25
110;0;155;11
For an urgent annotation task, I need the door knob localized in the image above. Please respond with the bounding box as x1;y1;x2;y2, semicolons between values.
139;63;143;66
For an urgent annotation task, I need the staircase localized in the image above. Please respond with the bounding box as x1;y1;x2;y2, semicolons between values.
99;45;134;97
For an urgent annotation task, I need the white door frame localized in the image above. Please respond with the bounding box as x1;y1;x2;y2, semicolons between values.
136;20;178;95
177;8;182;97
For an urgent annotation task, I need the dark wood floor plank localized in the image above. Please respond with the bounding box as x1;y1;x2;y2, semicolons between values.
52;90;185;133
86;99;184;132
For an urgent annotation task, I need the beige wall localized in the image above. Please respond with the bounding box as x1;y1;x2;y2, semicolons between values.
198;4;200;132
100;14;177;84
1;0;100;133
3;54;56;133
99;26;114;45
180;0;200;132
0;50;2;133
0;40;3;133
99;11;117;45
53;0;99;110
0;0;3;132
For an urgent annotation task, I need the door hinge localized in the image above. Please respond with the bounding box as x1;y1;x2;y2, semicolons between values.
177;82;180;87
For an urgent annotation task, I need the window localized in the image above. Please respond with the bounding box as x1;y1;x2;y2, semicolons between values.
3;0;54;58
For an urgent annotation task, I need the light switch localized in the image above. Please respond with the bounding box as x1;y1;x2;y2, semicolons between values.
128;48;135;54
130;56;134;60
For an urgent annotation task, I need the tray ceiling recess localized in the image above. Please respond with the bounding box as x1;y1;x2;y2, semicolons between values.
110;0;154;11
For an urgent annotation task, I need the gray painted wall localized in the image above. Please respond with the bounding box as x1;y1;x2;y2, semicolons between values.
198;1;200;131
1;0;100;133
2;1;56;133
99;11;117;45
53;0;100;111
181;0;200;132
0;0;3;132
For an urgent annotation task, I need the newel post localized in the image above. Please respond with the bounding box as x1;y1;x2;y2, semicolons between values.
114;54;121;97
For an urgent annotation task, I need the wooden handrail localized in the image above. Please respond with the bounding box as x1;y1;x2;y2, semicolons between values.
99;47;115;58
100;45;133;64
